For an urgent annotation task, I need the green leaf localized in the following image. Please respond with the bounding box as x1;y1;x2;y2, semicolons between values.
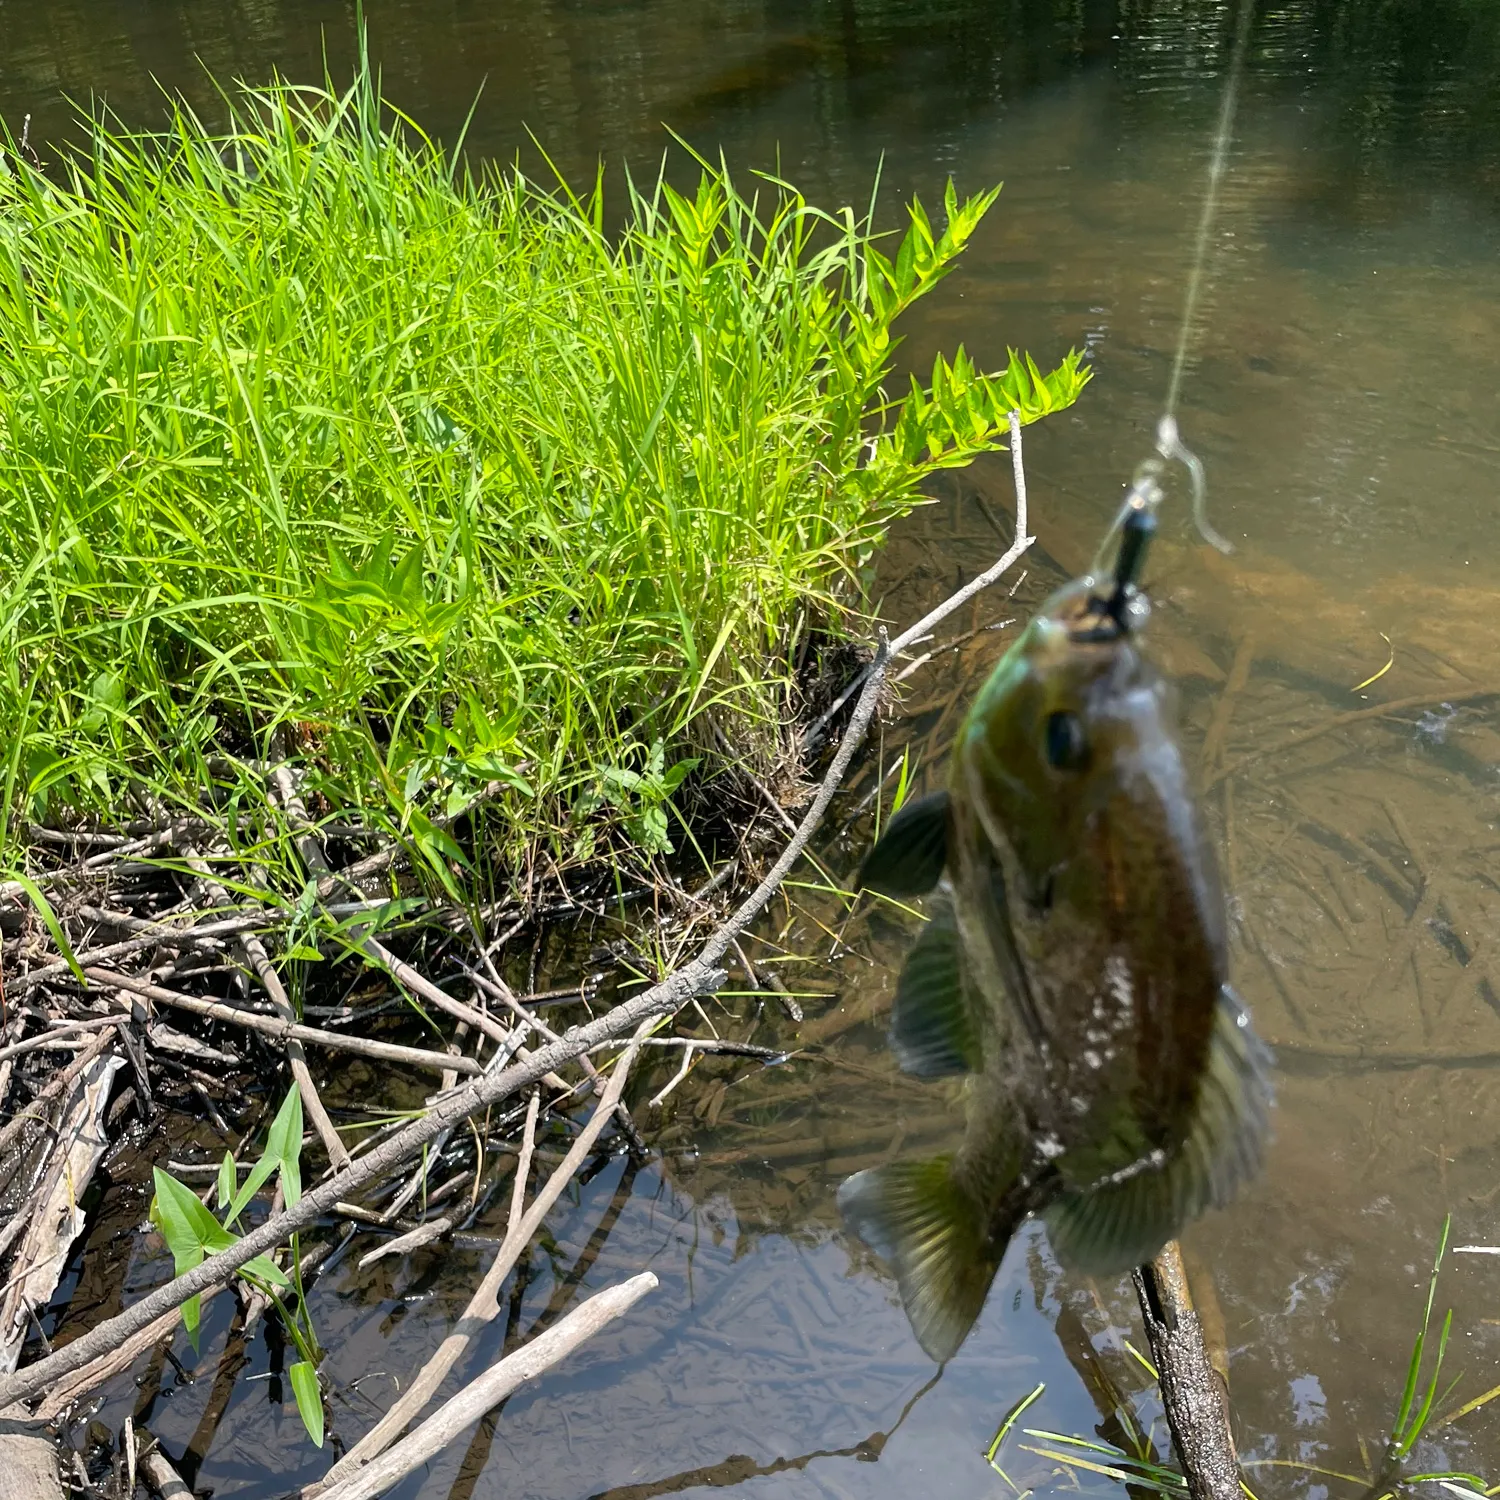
264;1085;305;1208
240;1253;291;1289
225;1085;303;1222
151;1168;234;1261
659;756;700;795
224;1139;281;1225
289;1360;325;1447
150;1167;239;1349
217;1151;237;1213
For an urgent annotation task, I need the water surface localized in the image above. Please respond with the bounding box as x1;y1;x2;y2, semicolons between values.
11;3;1500;1495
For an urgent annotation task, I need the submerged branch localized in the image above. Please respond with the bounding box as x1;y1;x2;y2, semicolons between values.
1134;1243;1240;1500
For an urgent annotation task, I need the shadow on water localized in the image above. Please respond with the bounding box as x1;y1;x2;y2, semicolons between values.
11;2;1500;1495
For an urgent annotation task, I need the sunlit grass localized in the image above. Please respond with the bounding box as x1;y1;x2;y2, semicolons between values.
0;41;1087;892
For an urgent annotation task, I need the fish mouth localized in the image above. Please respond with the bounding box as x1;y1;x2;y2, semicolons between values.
1035;576;1148;653
1060;487;1159;643
1058;581;1149;646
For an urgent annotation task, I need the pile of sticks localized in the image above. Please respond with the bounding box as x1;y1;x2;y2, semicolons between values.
0;418;1036;1498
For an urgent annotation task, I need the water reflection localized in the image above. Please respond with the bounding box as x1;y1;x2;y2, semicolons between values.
13;1;1500;1495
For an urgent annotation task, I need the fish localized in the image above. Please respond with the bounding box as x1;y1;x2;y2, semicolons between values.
839;564;1273;1364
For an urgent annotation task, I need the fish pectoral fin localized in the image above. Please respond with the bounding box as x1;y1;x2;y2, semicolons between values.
858;789;950;897
890;900;979;1078
1043;984;1274;1275
838;1157;1003;1363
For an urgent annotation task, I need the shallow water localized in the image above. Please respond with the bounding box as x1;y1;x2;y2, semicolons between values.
11;3;1500;1495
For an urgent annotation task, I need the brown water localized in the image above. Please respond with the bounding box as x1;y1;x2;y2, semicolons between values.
13;3;1500;1495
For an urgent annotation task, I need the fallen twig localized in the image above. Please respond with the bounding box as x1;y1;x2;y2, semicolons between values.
0;1017;120;1065
1133;1242;1240;1500
83;968;483;1077
316;1051;638;1485
0;822;195;902
356;1216;453;1269
311;1272;659;1500
180;846;349;1169
137;1435;193;1500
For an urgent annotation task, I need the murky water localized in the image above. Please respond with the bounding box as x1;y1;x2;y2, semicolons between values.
11;3;1500;1495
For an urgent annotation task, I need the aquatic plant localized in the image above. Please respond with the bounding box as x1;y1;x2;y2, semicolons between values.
151;1087;325;1443
986;1219;1497;1500
0;42;1087;892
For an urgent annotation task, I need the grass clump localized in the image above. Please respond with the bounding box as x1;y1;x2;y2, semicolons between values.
0;52;1087;889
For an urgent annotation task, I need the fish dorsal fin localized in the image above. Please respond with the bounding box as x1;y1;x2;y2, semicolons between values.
858;789;950;897
890;897;979;1078
1042;984;1273;1274
838;1156;1004;1362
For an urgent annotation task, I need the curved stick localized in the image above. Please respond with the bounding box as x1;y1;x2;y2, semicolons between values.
313;1273;659;1500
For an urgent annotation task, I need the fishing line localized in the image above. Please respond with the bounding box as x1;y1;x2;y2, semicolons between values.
1095;0;1257;580
1163;0;1257;425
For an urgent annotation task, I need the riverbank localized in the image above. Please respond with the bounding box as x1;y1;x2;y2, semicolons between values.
0;51;1085;898
0;48;1085;1490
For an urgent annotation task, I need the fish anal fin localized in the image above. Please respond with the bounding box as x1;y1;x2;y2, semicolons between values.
1044;984;1274;1275
891;902;978;1078
838;1157;1002;1363
858;789;950;897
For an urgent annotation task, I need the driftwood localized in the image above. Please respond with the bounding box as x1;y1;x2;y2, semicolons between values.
312;1273;659;1500
1134;1243;1240;1500
0;1419;62;1500
0;1049;124;1374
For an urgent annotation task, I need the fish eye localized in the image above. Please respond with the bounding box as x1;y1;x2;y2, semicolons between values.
1044;711;1089;771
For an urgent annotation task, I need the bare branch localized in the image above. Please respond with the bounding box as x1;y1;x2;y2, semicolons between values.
311;1274;659;1500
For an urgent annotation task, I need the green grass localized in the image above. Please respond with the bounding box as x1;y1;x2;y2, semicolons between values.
0;45;1087;892
987;1220;1496;1500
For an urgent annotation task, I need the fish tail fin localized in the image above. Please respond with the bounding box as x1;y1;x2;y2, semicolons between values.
1044;984;1274;1274
838;1155;1012;1362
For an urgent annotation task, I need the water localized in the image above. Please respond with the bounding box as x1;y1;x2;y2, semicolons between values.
12;3;1500;1494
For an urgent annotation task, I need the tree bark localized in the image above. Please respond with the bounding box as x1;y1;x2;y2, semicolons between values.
1133;1242;1240;1500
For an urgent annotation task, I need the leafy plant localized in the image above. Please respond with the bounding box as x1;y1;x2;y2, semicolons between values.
149;1086;326;1445
0;37;1087;893
577;739;700;858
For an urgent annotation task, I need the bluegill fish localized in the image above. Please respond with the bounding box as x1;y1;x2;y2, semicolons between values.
839;566;1272;1363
